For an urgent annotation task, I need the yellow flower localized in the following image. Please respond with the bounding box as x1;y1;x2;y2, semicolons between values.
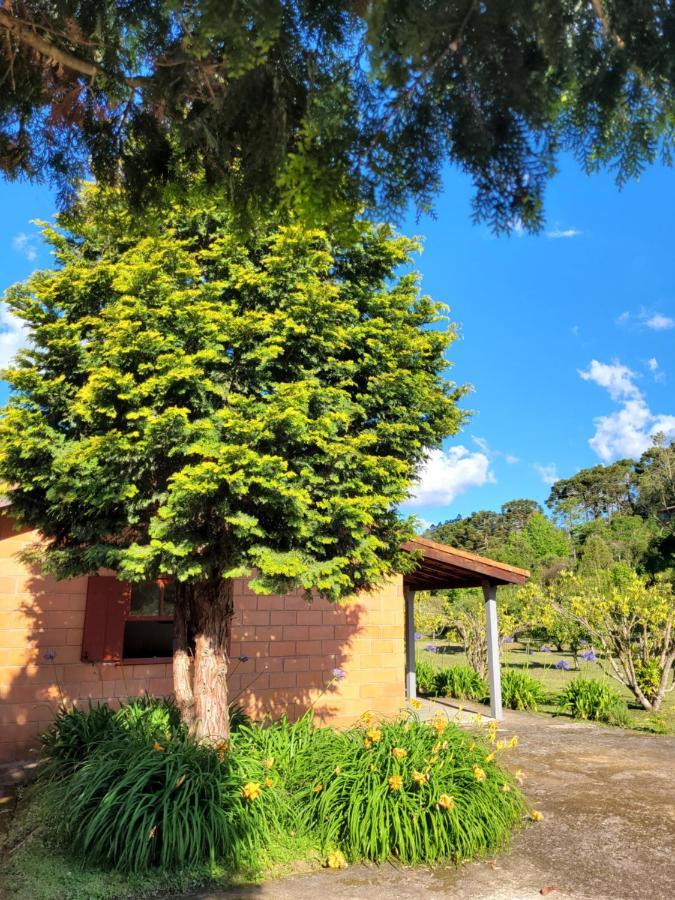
326;850;348;869
501;783;511;793
388;774;404;792
496;739;508;751
473;713;483;724
364;738;373;749
366;727;382;744
412;770;427;785
514;768;525;784
432;741;441;754
531;809;544;822
487;720;498;733
263;757;275;769
429;754;439;765
431;717;446;735
509;735;519;748
472;764;487;782
242;782;261;801
410;698;423;710
264;777;274;788
360;711;373;723
485;752;496;763
437;794;455;811
392;747;408;760
313;784;323;794
153;741;165;752
334;766;342;775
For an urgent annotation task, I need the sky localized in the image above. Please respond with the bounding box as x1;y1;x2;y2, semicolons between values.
1;157;673;529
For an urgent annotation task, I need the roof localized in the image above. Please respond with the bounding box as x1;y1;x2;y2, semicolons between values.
402;536;529;590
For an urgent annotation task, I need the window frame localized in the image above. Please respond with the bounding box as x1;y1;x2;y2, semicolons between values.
121;578;175;665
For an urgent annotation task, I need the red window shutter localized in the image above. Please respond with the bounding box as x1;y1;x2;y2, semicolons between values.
81;576;130;663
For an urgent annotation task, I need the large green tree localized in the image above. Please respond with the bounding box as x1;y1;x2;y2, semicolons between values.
0;186;462;739
0;1;672;228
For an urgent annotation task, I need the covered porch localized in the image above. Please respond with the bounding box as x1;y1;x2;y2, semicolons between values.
402;537;529;720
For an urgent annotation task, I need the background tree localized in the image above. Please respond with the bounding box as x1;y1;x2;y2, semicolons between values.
544;566;675;711
0;185;462;740
0;1;672;229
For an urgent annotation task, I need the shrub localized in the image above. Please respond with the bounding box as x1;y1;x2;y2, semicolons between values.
433;665;488;702
558;677;627;722
500;669;545;711
41;697;249;779
415;659;437;694
297;715;526;865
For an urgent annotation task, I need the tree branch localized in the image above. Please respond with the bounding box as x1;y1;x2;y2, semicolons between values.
0;9;147;87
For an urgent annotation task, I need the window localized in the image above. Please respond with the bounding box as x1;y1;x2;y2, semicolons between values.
122;580;175;661
81;576;174;664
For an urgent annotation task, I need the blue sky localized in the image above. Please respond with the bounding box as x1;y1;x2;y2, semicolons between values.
1;158;673;528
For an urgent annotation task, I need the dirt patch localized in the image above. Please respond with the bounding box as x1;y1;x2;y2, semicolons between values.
184;711;675;900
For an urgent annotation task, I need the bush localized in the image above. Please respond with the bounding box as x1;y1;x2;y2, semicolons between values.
39;701;528;875
415;659;437;694
298;715;526;864
433;665;488;702
558;677;628;723
500;669;545;711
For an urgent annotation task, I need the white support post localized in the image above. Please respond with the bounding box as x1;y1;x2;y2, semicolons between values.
404;587;417;701
482;580;503;721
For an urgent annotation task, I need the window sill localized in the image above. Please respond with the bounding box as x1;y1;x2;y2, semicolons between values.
121;657;173;665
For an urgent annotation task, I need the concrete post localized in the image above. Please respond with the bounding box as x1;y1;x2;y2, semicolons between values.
404;587;416;700
482;580;503;721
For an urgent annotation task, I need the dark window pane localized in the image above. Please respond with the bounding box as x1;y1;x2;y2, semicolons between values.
162;581;175;617
129;581;161;617
123;620;173;659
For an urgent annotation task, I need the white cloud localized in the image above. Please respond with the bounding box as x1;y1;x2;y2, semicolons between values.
0;303;29;369
578;360;641;402
470;435;519;466
645;313;674;331
571;325;579;337
616;311;630;325
11;232;38;262
580;358;675;462
546;227;582;239
408;446;495;508
647;357;659;372
504;454;520;465
534;463;559;486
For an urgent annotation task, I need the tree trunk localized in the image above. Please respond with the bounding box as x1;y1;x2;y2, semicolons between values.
173;583;195;727
192;577;234;742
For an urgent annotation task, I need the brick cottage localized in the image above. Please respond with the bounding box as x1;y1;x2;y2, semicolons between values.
0;511;527;763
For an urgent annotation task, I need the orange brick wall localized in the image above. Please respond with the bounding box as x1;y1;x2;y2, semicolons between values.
0;517;406;762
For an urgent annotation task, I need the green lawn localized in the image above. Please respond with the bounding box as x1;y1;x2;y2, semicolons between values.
416;640;675;735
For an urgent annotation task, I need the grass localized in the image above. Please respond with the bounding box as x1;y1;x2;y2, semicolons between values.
416;641;675;734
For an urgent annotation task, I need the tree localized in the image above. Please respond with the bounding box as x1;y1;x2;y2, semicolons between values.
0;185;462;740
1;2;673;229
545;566;675;711
546;459;635;524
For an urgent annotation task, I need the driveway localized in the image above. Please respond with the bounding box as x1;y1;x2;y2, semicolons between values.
186;711;675;900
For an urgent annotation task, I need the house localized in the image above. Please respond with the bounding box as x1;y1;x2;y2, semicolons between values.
0;513;528;763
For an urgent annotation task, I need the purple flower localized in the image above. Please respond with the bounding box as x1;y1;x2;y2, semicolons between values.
540;645;552;653
332;667;346;680
425;644;437;653
580;650;596;663
43;649;57;661
502;635;515;644
414;632;422;641
555;659;571;670
237;655;249;663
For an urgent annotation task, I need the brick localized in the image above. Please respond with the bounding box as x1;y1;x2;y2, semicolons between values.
283;656;309;672
281;625;309;641
270;610;297;626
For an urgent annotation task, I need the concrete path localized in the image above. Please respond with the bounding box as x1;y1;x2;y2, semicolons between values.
184;711;675;900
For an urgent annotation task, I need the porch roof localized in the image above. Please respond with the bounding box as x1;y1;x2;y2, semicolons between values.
402;536;529;591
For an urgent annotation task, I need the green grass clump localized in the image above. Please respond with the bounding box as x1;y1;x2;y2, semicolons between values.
558;677;628;723
433;665;488;702
295;715;526;865
415;659;437;694
500;669;545;711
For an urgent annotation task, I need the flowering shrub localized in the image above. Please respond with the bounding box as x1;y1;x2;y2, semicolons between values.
40;702;529;875
558;677;628;723
500;669;546;711
297;715;526;864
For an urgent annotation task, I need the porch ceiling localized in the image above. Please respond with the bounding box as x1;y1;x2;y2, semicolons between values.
402;536;529;591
